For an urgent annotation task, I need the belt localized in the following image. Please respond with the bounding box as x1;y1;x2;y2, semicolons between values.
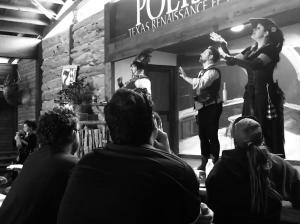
195;98;222;111
202;99;222;108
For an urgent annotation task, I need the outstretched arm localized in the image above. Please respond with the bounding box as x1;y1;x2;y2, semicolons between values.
210;32;246;61
225;53;272;70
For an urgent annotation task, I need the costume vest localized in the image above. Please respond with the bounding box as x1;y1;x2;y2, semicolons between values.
194;67;221;105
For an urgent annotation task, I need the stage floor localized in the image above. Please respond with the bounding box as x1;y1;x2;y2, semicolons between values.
179;106;300;161
179;128;300;160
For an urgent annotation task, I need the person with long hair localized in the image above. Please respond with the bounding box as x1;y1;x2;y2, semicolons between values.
210;18;285;157
206;116;300;224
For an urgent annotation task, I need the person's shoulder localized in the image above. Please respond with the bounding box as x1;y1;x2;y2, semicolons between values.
47;153;79;171
138;74;149;79
59;153;79;164
260;44;279;56
205;66;221;76
270;154;293;169
151;148;193;171
77;148;105;165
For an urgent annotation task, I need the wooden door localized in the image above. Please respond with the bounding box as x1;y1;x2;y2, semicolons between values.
0;94;17;155
147;65;178;154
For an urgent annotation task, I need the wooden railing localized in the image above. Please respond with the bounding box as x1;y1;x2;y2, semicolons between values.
75;121;109;158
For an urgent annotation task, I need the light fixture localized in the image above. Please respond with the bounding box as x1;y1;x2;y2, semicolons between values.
11;59;20;64
230;24;245;32
0;57;9;64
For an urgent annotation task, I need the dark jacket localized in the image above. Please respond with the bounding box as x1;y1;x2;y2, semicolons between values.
206;149;300;224
0;146;78;224
58;143;201;224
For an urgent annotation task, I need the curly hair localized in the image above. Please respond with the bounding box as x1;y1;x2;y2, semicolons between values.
37;107;78;152
24;120;37;131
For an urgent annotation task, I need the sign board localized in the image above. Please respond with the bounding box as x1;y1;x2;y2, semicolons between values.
110;0;231;40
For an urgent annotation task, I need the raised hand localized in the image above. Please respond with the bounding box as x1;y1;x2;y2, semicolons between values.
117;77;124;88
178;66;186;78
154;129;171;154
210;32;227;45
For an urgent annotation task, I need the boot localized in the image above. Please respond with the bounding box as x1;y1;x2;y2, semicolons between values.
197;156;208;171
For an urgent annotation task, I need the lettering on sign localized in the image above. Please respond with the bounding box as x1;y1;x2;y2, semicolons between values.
128;0;231;37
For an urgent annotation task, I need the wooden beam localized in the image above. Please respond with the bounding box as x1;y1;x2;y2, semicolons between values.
107;0;300;62
0;21;43;36
0;3;55;15
31;0;57;19
0;34;40;59
104;3;111;63
38;0;65;4
43;0;85;37
0;15;49;26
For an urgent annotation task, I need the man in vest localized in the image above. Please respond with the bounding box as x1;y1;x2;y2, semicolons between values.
179;46;222;170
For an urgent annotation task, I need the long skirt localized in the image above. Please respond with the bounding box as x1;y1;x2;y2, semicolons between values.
242;83;285;158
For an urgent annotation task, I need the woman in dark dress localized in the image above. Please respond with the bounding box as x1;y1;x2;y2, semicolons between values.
210;18;285;157
117;49;153;95
15;120;37;164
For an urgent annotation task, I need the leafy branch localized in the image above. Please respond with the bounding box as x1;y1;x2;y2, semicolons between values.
57;78;93;105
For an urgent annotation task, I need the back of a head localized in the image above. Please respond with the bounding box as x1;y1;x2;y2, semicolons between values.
232;116;279;215
104;88;154;145
232;117;263;149
37;107;77;152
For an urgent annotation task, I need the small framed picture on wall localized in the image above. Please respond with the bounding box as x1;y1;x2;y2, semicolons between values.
61;65;78;88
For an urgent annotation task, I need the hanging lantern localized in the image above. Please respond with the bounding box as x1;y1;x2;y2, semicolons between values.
3;73;19;106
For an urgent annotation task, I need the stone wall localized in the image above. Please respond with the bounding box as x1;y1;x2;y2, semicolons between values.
17;59;40;129
41;30;70;112
41;11;105;113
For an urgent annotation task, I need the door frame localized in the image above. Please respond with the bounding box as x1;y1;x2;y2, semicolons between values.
147;64;179;154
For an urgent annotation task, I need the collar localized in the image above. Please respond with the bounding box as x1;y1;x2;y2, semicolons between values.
203;62;215;69
105;143;157;153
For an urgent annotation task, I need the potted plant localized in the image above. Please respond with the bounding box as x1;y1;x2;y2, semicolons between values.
57;77;94;115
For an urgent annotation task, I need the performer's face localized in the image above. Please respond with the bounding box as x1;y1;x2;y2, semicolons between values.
23;124;30;133
130;64;137;75
199;48;211;63
251;23;268;41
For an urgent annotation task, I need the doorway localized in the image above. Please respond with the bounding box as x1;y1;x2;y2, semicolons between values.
147;65;178;154
0;94;17;159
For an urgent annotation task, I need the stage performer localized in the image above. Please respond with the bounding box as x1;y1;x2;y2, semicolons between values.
117;48;153;95
179;46;222;170
210;18;285;157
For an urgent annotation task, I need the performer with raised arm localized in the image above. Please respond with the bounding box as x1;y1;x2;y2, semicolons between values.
117;48;153;95
179;46;222;170
210;18;285;157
